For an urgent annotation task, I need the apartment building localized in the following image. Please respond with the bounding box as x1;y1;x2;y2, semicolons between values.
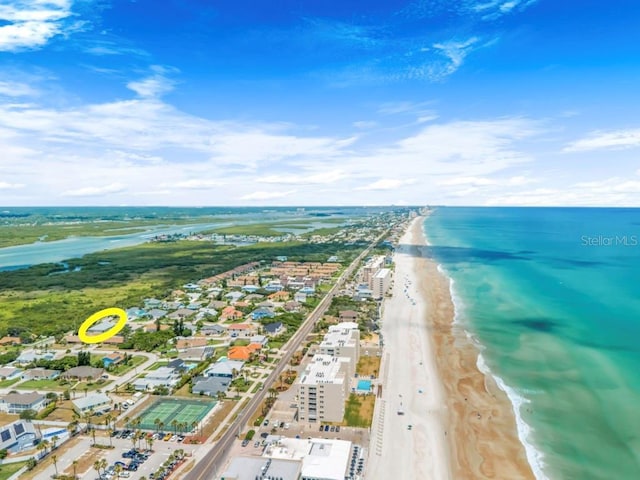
298;355;350;423
362;255;385;285
372;267;391;299
318;322;360;378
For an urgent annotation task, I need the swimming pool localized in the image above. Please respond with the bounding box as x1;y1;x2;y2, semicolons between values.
357;379;372;391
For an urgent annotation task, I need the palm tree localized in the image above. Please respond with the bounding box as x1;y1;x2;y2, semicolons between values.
93;460;101;477
123;415;130;429
100;458;107;475
67;421;77;437
42;439;51;454
108;428;113;447
171;419;178;434
105;413;113;430
72;459;78;479
154;417;161;432
159;421;165;433
51;435;59;450
91;426;96;445
52;454;58;476
36;441;46;459
191;421;198;436
148;437;154;452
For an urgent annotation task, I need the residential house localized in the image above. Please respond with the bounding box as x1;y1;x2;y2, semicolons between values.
21;368;60;380
264;281;284;292
144;321;171;332
339;310;358;322
175;337;208;350
146;309;168;320
126;307;146;320
203;360;245;379
102;353;124;368
0;420;40;453
166;359;189;373
208;300;228;309
284;301;301;312
0;336;21;346
0;392;49;414
72;393;112;415
64;334;125;345
192;376;230;397
178;346;214;362
267;291;290;302
15;351;54;365
251;307;275;321
0;367;22;380
144;298;162;309
299;286;316;295
264;322;284;336
224;291;245;303
256;301;275;309
167;308;196;320
163;301;183;310
241;284;261;293
228;344;262;361
293;292;307;303
227;323;256;338
234;301;250;309
62;366;104;381
244;293;264;302
132;367;181;392
249;334;268;346
220;306;244;322
88;318;116;333
201;324;226;336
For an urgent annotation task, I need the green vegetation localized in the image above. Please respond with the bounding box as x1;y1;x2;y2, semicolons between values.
0;460;28;480
107;355;146;375
209;224;283;236
343;394;376;427
244;429;255;441
301;226;344;237
0;240;364;338
148;361;168;370
17;379;65;390
0;377;20;387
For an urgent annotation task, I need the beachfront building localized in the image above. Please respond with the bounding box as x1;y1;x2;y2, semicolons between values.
297;354;351;423
371;268;391;299
318;322;360;378
220;456;301;480
263;437;353;480
362;255;385;285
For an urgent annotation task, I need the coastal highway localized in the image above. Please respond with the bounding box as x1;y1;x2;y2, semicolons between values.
184;225;396;480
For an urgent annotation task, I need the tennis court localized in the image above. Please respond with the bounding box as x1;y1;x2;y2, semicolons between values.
134;398;215;432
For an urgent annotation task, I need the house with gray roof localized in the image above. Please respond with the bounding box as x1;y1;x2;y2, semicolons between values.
0;392;49;414
204;360;244;379
0;420;40;453
201;324;226;336
62;366;104;380
72;392;112;415
192;376;230;397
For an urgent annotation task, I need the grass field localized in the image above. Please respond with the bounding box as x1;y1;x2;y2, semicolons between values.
342;393;376;427
0;377;20;388
134;398;215;432
356;355;381;377
0;460;28;480
17;378;65;390
108;355;146;375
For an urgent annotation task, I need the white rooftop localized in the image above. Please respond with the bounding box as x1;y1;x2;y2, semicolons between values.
263;437;352;480
221;456;301;480
300;354;349;386
373;267;391;278
320;323;359;348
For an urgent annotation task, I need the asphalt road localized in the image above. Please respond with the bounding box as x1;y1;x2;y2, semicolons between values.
184;227;393;480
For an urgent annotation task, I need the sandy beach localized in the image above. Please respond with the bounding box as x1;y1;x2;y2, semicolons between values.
367;216;534;480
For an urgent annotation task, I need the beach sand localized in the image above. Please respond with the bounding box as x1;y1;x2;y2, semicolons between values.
412;216;535;479
366;216;534;480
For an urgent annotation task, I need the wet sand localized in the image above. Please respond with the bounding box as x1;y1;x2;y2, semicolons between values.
412;216;535;479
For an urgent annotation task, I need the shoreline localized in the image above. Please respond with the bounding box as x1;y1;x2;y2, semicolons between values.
411;215;536;479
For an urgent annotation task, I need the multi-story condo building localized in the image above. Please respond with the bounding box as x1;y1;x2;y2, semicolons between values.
298;355;351;423
318;322;360;378
372;267;391;299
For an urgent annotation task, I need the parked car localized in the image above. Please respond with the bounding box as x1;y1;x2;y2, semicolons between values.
336;426;340;432
241;439;249;447
324;425;330;432
254;440;260;447
163;433;172;441
319;425;324;432
263;419;269;427
330;426;335;432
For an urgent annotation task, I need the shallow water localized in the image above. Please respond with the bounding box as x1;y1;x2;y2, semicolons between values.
424;207;640;479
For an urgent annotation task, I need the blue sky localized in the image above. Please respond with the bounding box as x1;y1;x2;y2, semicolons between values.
1;0;639;206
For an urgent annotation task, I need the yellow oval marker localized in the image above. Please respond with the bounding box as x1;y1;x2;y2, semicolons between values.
78;307;128;344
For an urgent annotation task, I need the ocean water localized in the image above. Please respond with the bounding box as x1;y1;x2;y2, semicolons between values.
423;207;640;480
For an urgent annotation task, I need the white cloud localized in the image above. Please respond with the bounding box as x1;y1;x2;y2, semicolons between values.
62;183;127;197
127;66;176;98
357;178;417;191
0;80;38;97
258;170;346;185
239;190;296;201
431;37;479;79
173;179;223;189
353;121;377;129
0;0;79;51
0;182;25;189
440;175;536;187
564;128;640;152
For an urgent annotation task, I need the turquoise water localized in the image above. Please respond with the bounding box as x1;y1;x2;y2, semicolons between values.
423;207;640;480
357;379;372;391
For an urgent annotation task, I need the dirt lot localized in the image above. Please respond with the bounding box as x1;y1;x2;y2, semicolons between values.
356;355;381;377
